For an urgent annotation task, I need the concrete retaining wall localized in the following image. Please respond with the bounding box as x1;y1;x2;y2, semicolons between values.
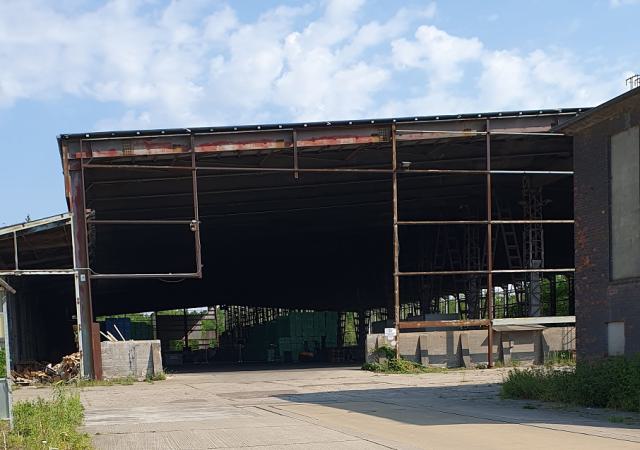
367;327;575;367
101;340;163;380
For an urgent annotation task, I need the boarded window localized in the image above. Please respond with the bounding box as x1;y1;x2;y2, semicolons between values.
607;321;625;356
610;126;640;279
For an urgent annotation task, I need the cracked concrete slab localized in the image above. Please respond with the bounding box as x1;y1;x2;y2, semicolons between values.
13;366;640;449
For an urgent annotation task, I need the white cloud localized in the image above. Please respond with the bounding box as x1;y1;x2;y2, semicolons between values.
610;0;640;6
0;0;629;128
392;26;483;86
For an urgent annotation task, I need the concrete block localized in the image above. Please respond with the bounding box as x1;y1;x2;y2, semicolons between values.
459;333;471;368
418;335;429;366
499;333;512;366
101;340;163;380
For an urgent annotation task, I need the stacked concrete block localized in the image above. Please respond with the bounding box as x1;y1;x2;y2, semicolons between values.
367;327;576;368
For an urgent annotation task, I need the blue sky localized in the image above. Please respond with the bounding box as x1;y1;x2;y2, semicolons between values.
0;0;638;225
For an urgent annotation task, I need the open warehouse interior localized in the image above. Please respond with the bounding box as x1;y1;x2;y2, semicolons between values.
0;108;582;378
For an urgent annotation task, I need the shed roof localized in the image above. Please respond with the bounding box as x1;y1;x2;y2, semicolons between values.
0;213;70;238
555;88;640;134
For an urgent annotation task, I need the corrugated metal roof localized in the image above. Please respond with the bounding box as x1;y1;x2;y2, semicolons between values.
0;213;71;237
58;107;590;140
554;88;640;134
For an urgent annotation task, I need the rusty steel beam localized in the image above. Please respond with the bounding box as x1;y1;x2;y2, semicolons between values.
191;135;203;278
293;130;299;180
13;231;18;271
69;152;95;379
89;272;201;280
397;268;575;276
399;319;490;329
391;124;400;358
493;268;575;274
485;118;494;368
82;163;391;173
396;129;565;137
88;219;195;225
81;163;574;177
397;220;574;225
0;270;76;276
0;278;16;294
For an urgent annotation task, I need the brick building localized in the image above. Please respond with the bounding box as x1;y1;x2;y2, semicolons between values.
560;87;640;360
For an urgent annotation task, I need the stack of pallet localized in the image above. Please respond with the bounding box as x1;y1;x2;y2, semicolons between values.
243;312;338;362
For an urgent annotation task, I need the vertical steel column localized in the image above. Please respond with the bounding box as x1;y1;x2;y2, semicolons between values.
68;148;95;378
1;282;14;428
12;232;18;271
391;124;400;358
191;136;203;277
293;130;299;180
183;308;188;351
485;119;494;368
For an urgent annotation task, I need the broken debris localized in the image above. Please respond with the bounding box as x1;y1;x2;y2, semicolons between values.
12;352;81;385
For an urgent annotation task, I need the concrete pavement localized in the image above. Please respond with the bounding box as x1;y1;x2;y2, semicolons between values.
13;365;640;449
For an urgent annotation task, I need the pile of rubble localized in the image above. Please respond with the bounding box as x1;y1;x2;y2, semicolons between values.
12;352;81;385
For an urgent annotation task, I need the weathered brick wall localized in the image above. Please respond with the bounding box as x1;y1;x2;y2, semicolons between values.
574;98;640;360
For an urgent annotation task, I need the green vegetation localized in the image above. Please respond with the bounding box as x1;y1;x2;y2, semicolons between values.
544;350;576;367
0;348;6;378
8;388;92;449
145;372;166;382
75;376;136;388
76;373;166;387
362;346;447;374
501;356;640;412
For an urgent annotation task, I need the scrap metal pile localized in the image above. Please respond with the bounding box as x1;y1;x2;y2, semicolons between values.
12;352;81;385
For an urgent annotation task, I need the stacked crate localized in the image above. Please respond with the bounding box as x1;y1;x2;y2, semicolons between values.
241;311;339;362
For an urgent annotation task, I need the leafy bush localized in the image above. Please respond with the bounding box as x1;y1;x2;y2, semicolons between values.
502;356;640;412
362;346;446;374
10;387;92;449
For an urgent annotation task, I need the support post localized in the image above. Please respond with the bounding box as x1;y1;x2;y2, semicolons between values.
68;154;95;379
485;119;494;368
12;232;18;271
293;130;299;180
190;136;203;277
549;275;557;316
183;308;188;351
391;124;400;359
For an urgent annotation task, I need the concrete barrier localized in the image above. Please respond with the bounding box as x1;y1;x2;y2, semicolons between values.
101;340;163;380
367;327;575;367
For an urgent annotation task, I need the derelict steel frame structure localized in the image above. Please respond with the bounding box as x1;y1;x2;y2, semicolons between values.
59;110;580;377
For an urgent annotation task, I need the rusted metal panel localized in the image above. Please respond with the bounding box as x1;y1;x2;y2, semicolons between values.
195;131;291;153
75;136;191;159
91;323;103;381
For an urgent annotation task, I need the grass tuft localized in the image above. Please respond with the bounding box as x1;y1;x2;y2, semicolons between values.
75;376;136;388
9;387;92;449
501;356;640;412
145;372;166;382
362;346;447;374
